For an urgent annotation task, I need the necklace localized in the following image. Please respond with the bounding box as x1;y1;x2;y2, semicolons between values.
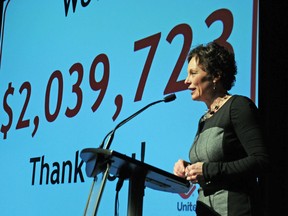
201;94;230;121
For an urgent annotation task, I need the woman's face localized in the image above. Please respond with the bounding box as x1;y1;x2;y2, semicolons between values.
185;57;214;102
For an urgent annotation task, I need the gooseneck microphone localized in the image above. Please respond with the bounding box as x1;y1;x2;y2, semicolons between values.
80;93;176;216
99;93;176;150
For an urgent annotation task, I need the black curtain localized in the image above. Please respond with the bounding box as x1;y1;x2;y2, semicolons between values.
259;2;288;215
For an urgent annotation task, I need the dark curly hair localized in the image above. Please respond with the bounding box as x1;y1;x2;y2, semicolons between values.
187;42;237;91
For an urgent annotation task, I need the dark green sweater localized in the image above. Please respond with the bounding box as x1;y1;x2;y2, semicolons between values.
189;95;270;216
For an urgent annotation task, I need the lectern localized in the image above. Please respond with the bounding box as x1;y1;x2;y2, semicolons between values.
80;148;191;216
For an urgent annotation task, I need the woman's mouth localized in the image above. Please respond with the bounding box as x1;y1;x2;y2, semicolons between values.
189;88;196;94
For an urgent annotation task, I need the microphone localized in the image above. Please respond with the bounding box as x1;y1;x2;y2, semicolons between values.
163;93;176;103
99;93;176;150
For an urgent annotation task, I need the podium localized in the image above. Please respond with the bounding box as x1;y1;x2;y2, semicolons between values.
80;148;191;216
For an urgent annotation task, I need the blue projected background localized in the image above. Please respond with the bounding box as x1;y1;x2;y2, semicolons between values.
0;1;258;215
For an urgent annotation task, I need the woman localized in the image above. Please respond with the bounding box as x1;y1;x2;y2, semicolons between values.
173;42;270;216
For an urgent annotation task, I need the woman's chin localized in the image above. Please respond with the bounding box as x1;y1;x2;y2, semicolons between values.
191;94;199;101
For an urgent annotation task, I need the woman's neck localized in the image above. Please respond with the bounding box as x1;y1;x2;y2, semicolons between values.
207;92;230;113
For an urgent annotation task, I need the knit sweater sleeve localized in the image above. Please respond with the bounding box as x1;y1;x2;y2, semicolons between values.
203;96;270;182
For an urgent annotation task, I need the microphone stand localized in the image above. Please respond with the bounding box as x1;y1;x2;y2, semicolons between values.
100;93;176;150
81;94;176;216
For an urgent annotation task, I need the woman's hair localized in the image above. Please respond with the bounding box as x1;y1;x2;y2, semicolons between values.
187;41;237;91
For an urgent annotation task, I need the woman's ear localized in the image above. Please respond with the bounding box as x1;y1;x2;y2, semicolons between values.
212;74;222;90
212;75;221;83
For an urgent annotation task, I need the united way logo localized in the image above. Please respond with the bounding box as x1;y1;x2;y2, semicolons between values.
179;183;196;199
177;184;197;213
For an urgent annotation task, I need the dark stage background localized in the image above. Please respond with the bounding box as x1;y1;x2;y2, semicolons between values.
259;2;288;215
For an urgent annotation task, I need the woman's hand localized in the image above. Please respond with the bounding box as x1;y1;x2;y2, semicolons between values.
173;159;187;178
185;162;204;182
